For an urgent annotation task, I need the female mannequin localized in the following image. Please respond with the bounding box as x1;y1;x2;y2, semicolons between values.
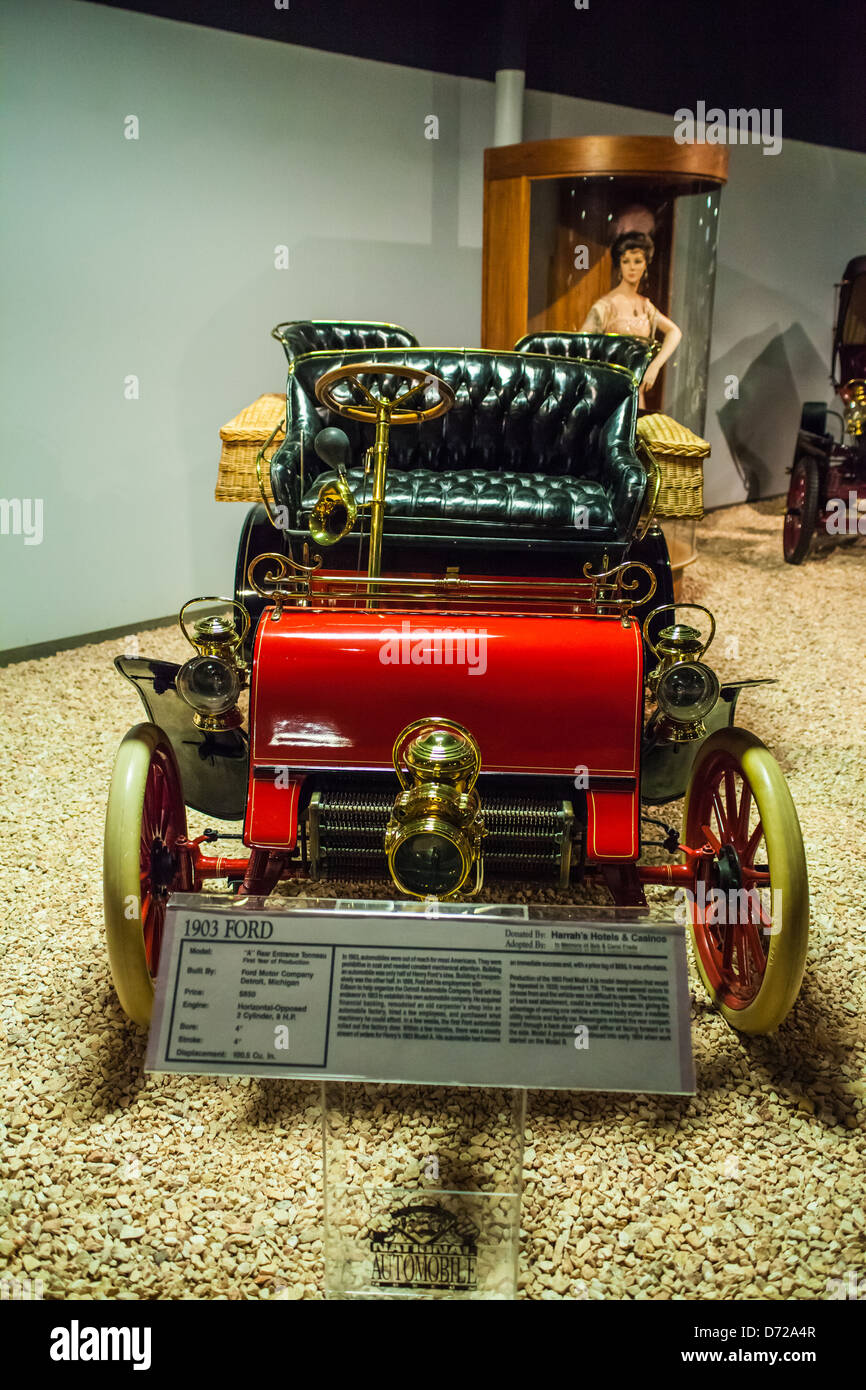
580;231;682;407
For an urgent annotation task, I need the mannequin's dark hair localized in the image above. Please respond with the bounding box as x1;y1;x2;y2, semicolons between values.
611;230;654;269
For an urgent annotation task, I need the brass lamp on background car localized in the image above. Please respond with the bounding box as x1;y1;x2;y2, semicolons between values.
176;598;250;731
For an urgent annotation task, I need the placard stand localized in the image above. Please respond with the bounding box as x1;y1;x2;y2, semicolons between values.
322;1082;526;1300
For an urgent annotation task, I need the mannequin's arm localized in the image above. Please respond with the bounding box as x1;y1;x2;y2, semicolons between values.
643;312;682;388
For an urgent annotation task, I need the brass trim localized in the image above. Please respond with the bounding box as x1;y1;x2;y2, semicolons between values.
559;800;575;890
392;717;482;793
286;343;638;385
634;437;663;541
255;415;288;530
308;791;322;875
642;603;716;660
178;596;250;655
244;554;657;620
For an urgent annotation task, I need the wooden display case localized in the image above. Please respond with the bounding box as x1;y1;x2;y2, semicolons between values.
482;135;729;429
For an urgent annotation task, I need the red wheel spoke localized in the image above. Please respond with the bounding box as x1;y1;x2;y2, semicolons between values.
741;865;770;884
711;788;732;841
735;780;752;847
723;769;738;832
744;819;764;864
701;823;722;854
721;923;735;973
742;916;767;962
734;929;752;990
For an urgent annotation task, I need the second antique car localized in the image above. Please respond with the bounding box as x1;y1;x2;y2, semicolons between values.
784;256;866;562
105;343;809;1038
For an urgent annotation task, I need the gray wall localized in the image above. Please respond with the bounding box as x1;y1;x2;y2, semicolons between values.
3;0;864;648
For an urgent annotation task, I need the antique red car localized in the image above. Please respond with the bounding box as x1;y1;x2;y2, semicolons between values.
784;256;866;562
105;338;809;1039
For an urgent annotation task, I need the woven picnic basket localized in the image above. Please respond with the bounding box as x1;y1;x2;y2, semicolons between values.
215;394;285;504
636;413;709;518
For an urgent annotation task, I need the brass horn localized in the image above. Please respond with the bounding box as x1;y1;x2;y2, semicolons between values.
308;471;358;546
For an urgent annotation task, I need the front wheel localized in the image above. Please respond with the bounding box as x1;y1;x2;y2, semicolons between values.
104;723;192;1026
682;727;809;1034
783;455;820;563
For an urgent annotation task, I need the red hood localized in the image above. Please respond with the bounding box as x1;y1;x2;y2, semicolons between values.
249;608;643;779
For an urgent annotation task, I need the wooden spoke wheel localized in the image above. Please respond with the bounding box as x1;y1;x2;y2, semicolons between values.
104;723;192;1026
783;455;820;564
682;727;809;1034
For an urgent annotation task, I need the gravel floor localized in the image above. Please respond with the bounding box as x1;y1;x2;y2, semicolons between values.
1;499;864;1301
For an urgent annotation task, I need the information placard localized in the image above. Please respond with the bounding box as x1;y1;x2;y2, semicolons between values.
145;895;694;1093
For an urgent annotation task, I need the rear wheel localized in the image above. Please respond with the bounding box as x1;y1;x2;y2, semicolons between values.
104;723;191;1026
682;727;809;1034
783;455;820;563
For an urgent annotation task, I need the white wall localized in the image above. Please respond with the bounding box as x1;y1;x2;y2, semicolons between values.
0;0;490;649
2;0;864;648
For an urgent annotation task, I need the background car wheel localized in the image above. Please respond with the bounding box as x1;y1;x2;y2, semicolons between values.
783;455;820;564
682;727;809;1034
104;723;191;1026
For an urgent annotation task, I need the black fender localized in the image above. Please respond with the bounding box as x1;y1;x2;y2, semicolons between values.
115;657;248;820
628;523;676;662
793;427;833;465
640;679;774;806
234;503;289;660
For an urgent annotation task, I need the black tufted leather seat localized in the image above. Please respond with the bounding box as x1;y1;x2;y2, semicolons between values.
270;347;646;558
272;320;418;364
301;468;615;535
515;332;655;382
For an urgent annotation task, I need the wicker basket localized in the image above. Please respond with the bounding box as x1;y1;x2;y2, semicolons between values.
637;412;709;518
215;394;285;504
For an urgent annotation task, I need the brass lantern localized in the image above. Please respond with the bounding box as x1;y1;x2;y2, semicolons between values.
386;717;485;899
176;597;250;731
643;604;720;742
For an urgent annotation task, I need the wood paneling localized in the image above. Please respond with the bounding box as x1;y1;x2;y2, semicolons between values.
481;176;530;349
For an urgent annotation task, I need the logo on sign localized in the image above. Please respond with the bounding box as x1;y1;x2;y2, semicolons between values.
370;1201;478;1290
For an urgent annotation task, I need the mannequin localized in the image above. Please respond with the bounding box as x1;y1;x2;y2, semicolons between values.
580;231;682;407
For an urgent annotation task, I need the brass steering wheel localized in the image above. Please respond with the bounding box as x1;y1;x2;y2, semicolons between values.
314;362;454;423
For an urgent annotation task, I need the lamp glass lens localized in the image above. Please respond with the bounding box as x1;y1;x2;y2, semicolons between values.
177;656;240;715
392;831;464;897
657;662;718;721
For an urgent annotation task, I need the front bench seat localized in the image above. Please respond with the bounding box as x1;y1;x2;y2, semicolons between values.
298;468;616;537
271;346;645;559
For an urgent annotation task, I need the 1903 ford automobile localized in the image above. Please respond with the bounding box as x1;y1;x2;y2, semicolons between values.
784;256;866;562
105;343;809;1037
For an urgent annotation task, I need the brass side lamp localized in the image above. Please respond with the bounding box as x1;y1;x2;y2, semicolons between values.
176;597;250;731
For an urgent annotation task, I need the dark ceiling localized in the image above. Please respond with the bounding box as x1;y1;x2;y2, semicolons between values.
92;0;865;154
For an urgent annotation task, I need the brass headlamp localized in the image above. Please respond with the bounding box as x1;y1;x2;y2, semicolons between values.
385;717;485;899
839;379;866;438
177;597;250;731
643;603;720;743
